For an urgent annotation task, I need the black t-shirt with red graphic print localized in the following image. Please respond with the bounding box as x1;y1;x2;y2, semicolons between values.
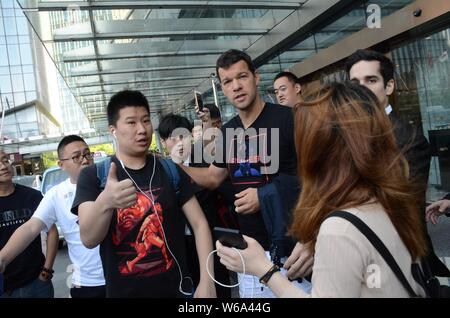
72;155;193;298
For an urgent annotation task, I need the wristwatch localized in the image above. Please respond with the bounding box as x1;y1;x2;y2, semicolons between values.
259;264;280;286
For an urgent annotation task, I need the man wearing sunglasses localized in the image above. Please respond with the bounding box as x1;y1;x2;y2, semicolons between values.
0;135;106;298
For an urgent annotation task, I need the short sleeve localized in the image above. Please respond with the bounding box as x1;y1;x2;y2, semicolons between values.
176;165;195;207
32;190;57;232
71;165;101;215
212;126;227;169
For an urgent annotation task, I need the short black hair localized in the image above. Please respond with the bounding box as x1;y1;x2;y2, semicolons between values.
158;113;193;140
204;104;221;120
345;49;395;86
274;71;299;85
216;49;255;82
107;90;150;126
57;135;86;158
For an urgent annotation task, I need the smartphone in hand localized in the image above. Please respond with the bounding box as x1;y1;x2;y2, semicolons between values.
214;227;248;249
194;91;204;112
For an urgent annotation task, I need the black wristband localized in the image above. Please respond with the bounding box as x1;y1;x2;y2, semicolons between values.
41;267;54;274
259;264;280;286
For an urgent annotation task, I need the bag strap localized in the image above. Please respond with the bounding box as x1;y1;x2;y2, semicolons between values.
96;157;111;189
326;211;418;297
158;158;180;196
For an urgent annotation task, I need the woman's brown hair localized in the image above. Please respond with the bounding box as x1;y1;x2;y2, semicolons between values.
290;82;427;260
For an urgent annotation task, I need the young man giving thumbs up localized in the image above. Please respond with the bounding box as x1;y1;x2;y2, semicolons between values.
71;90;216;298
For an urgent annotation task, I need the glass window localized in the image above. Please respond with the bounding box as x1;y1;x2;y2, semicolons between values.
390;27;450;200
19;44;32;64
1;0;14;9
17;107;37;123
3;92;13;106
367;0;414;18
6;35;17;44
0;66;9;75
13;92;25;105
22;65;33;73
4;17;16;35
23;73;35;91
315;7;367;53
7;44;19;65
2;9;15;17
0;45;8;66
16;17;29;35
0;75;11;93
11;73;24;91
26;91;36;100
18;35;29;44
0;19;4;36
10;65;21;74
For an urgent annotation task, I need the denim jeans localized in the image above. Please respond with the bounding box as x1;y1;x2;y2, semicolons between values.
0;277;54;298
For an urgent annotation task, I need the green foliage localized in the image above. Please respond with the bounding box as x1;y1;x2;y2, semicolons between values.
150;133;161;154
90;143;114;155
42;151;59;169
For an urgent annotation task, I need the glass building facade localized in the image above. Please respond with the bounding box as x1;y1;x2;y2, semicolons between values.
0;0;89;140
2;0;448;196
0;0;38;139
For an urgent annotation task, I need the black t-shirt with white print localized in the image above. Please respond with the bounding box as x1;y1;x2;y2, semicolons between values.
71;155;194;298
213;103;297;249
0;184;44;292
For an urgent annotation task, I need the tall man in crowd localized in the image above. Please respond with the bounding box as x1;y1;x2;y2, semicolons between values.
181;49;312;297
346;49;450;276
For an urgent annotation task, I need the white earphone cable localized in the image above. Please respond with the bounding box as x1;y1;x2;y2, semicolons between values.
205;248;246;298
113;136;193;296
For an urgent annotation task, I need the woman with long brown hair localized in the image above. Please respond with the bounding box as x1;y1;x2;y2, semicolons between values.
217;82;427;297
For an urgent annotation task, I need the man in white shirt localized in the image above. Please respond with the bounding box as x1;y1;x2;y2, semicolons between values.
0;135;106;298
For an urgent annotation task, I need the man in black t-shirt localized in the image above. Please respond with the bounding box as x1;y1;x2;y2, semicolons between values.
180;49;312;297
71;90;215;298
0;149;58;298
346;49;449;277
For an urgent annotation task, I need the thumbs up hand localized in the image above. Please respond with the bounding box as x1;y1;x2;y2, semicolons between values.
104;162;137;209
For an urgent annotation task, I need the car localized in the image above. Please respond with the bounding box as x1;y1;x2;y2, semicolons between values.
41;166;69;195
12;174;42;191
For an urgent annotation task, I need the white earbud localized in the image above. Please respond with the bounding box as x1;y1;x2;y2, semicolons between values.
112;130;116;138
